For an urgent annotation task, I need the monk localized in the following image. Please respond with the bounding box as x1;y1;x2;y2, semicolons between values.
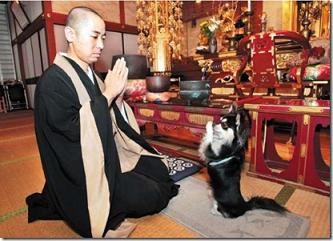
26;6;179;238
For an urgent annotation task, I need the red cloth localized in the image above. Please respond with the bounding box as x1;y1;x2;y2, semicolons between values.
289;64;330;82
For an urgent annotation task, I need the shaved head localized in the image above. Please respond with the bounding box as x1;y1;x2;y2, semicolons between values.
66;7;103;34
64;6;106;67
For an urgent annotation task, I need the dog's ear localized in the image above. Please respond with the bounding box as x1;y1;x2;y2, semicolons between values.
236;108;251;147
228;102;238;114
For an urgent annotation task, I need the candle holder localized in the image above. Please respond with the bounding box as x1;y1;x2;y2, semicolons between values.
227;35;238;51
298;1;323;40
242;10;254;35
260;12;267;32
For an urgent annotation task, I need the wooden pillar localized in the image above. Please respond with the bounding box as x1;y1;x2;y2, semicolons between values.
42;1;56;65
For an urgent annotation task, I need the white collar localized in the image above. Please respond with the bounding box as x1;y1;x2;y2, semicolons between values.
86;66;94;84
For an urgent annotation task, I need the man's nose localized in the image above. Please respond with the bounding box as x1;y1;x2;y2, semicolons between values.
97;37;104;49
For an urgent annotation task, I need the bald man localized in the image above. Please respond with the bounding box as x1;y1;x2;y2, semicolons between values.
26;7;179;238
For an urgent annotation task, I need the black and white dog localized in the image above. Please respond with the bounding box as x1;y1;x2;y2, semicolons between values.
199;103;287;218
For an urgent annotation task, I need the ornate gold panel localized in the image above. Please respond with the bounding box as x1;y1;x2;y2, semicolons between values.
300;143;307;158
276;52;301;69
160;111;180;121
244;104;260;111
138;108;154;117
288;106;325;113
221;59;241;73
211;87;234;95
303;114;310;125
187;114;213;125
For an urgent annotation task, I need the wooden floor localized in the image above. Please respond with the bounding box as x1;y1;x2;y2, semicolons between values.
0;110;330;238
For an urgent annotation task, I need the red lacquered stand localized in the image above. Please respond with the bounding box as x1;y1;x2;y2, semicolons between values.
245;99;330;195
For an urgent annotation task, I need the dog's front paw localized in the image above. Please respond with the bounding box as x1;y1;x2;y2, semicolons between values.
206;121;213;136
198;121;214;161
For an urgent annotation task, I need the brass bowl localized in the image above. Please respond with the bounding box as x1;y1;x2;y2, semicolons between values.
146;76;171;93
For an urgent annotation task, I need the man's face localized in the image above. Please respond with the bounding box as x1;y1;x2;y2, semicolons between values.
71;14;106;64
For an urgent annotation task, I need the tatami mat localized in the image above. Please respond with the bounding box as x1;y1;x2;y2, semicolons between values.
0;158;44;214
0;211;79;238
0;124;35;141
285;189;330;238
129;214;200;238
0;136;39;163
0;117;34;129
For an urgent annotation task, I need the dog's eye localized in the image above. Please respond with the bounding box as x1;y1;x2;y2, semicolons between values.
220;119;228;129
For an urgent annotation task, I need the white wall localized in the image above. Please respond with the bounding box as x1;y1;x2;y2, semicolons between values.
123;33;139;55
54;24;67;53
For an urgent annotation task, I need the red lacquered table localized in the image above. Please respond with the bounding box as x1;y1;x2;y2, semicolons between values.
128;96;261;160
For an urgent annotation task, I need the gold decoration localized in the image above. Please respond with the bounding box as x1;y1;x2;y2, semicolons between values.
138;108;154;117
303;114;310;125
211;87;234;95
300;143;307;158
244;103;260;110
197;59;213;72
136;0;184;72
288;106;325;113
251;136;256;149
298;1;330;39
221;59;241;74
187;114;214;125
160;111;180;121
276;53;302;69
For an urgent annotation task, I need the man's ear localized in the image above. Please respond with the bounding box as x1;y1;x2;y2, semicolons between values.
64;26;75;43
236;109;251;146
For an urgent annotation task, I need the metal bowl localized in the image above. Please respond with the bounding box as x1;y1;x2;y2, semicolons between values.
146;76;171;93
179;90;210;101
179;80;210;91
179;80;210;101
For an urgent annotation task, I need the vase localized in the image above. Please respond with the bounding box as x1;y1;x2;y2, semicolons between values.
209;36;217;54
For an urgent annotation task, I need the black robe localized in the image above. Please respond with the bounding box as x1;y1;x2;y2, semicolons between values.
26;55;179;237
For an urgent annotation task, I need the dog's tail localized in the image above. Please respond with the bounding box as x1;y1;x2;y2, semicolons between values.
247;196;287;213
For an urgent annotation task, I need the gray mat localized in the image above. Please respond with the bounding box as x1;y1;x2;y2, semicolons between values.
162;176;310;238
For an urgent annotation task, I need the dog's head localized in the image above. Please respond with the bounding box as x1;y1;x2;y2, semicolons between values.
198;103;250;162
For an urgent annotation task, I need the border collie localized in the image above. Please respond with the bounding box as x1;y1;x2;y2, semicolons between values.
199;103;287;218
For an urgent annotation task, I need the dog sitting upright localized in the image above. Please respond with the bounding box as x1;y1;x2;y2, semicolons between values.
199;103;286;218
